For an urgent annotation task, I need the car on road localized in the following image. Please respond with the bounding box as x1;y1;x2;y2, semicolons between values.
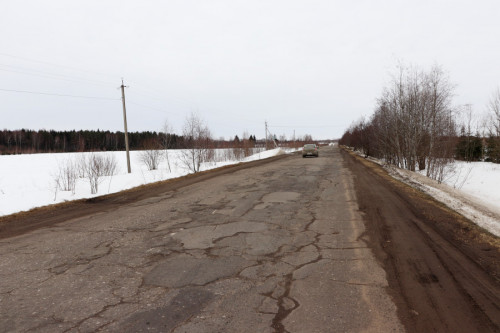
302;144;319;158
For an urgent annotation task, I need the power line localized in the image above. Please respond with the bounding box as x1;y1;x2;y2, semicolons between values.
126;81;204;108
0;88;119;100
127;100;181;116
0;67;115;87
0;61;116;83
0;52;117;80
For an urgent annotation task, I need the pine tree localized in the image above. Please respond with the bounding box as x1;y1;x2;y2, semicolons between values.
486;135;500;163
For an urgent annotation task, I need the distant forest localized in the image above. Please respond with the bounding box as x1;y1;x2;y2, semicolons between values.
0;129;261;154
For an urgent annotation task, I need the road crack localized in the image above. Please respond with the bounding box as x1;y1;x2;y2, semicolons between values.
271;273;299;333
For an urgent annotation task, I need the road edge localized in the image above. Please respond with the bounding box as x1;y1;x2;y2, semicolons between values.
0;152;294;239
341;147;499;274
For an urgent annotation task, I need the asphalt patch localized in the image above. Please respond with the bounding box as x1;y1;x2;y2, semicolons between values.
117;288;213;332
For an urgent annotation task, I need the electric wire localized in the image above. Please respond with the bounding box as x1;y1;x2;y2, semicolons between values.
127;100;181;116
0;88;119;100
0;52;117;82
0;67;115;87
0;53;267;127
0;53;337;136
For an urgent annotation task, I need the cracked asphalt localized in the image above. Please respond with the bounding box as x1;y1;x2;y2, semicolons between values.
0;146;403;332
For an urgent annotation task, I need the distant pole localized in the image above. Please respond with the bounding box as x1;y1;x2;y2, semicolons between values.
120;79;131;173
265;121;268;150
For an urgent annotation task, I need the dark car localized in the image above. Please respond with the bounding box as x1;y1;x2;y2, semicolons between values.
302;144;319;157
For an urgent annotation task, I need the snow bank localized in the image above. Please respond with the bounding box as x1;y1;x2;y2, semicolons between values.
419;161;500;211
0;147;296;217
388;162;500;237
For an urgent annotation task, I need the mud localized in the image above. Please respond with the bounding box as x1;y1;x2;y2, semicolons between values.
343;149;500;332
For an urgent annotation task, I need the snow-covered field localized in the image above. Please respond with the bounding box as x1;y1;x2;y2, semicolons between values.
0;148;293;217
387;160;500;237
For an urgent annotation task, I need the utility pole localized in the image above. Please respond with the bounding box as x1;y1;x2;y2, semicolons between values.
120;79;131;173
265;121;268;150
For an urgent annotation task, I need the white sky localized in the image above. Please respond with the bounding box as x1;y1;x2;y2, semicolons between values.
1;0;499;140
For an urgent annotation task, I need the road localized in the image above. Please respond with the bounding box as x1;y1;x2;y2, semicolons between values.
0;146;498;332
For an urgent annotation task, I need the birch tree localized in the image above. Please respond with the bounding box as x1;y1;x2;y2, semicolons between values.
341;63;457;179
180;113;213;173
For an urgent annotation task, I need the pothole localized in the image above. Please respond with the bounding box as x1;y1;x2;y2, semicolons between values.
262;192;301;203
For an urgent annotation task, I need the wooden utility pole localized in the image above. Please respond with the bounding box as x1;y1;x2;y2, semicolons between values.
120;79;131;173
265;121;268;150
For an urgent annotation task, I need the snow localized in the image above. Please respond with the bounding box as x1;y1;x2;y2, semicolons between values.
423;161;500;210
387;161;500;237
0;148;295;217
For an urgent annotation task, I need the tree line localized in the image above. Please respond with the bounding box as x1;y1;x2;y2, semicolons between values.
0;128;268;155
0;129;182;154
339;64;500;181
0;121;315;155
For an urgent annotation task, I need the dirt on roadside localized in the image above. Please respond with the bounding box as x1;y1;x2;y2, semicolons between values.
342;149;500;332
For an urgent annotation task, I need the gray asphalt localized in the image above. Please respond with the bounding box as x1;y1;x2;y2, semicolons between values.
0;146;403;332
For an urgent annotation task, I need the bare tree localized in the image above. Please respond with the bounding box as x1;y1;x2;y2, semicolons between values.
140;149;163;171
101;153;119;176
80;153;118;194
375;64;456;172
241;131;253;157
52;153;118;196
180;113;213;173
341;63;457;179
85;154;104;194
232;135;243;161
161;120;175;172
53;158;78;194
486;88;500;162
139;139;164;170
487;88;500;137
421;66;457;178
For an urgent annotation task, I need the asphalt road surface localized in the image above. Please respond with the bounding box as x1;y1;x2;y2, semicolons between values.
0;146;498;333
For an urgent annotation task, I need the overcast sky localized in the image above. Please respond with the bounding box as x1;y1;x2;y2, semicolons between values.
1;0;499;140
